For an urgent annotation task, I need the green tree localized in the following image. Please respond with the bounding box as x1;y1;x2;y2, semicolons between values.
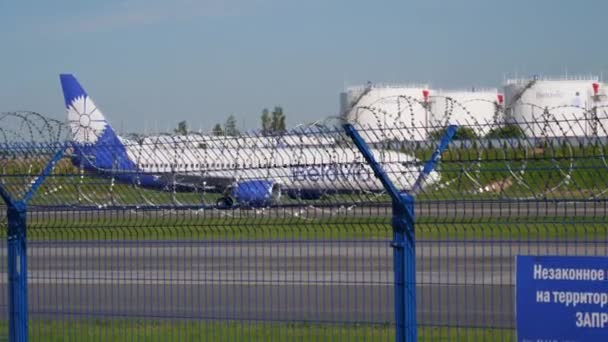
278;115;286;132
271;106;286;133
485;124;526;139
212;123;224;136
429;126;478;140
261;108;271;135
224;115;239;136
174;120;188;135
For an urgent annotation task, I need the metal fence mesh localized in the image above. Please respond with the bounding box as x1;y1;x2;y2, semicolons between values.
24;209;394;340
0;106;607;340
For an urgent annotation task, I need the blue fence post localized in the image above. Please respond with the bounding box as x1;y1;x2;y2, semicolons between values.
343;123;455;341
342;124;417;342
6;200;28;342
392;193;416;342
0;144;64;342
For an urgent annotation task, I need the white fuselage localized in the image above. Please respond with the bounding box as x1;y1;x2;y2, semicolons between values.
123;140;426;192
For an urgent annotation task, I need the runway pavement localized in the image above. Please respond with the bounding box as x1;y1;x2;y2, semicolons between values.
0;200;605;330
0;240;604;328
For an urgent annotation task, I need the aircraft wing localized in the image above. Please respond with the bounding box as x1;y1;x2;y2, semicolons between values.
159;172;236;192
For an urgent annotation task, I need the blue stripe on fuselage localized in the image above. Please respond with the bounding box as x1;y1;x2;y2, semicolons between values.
71;125;169;190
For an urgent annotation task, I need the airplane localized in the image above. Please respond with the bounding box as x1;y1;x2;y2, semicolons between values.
60;74;441;208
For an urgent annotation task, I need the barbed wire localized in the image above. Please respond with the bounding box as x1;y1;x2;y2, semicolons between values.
348;94;608;200
1;102;608;214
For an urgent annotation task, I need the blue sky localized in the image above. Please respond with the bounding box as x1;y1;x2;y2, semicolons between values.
1;0;606;133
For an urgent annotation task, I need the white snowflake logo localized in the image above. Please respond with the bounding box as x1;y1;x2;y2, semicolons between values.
67;96;107;144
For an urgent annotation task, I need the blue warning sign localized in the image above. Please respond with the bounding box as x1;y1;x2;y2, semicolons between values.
517;255;608;342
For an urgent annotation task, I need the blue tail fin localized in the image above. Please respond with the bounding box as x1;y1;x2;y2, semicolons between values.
60;74;136;171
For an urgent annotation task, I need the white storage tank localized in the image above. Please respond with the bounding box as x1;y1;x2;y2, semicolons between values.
342;83;431;141
587;81;608;136
504;76;606;137
342;84;502;140
429;88;502;136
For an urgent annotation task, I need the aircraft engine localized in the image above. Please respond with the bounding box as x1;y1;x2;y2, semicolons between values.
229;180;281;207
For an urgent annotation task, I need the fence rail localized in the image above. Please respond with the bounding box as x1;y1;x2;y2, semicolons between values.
0;110;607;341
